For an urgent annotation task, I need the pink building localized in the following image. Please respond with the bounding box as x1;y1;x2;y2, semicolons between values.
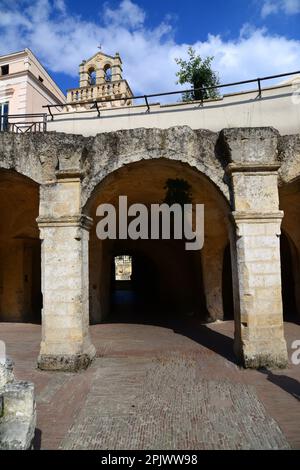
0;48;66;131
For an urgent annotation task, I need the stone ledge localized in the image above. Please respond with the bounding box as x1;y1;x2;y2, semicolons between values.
55;169;85;180
37;214;93;230
232;211;284;222
226;163;281;174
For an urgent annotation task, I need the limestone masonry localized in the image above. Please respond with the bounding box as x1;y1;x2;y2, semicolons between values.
0;359;36;450
1;126;299;371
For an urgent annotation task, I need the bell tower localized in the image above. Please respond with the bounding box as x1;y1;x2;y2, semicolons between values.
67;50;133;108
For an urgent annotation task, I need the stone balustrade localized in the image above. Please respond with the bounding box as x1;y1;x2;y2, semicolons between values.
67;79;132;107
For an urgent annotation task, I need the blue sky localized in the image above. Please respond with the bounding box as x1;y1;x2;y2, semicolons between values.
0;0;300;97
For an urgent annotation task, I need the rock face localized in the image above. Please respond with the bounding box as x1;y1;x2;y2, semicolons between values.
0;359;36;450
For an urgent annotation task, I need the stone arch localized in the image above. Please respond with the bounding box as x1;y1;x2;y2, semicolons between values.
0;136;58;185
81;127;230;208
104;63;112;82
88;66;96;86
83;157;232;325
0;169;42;323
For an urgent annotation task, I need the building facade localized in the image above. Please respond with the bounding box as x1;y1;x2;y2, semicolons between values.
0;48;66;131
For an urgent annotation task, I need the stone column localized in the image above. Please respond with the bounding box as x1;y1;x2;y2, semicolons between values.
37;171;95;371
96;57;105;85
112;53;122;81
223;128;288;368
79;62;89;88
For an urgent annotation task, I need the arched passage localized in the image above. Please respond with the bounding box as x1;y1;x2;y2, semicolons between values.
84;158;233;327
280;232;298;321
88;67;96;86
104;64;112;82
280;179;300;322
0;170;41;323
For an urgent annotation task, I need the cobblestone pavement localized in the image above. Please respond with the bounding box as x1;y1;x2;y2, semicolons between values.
0;320;299;449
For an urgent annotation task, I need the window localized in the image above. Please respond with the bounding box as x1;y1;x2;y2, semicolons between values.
0;65;9;76
114;255;132;281
0;102;9;131
104;65;112;82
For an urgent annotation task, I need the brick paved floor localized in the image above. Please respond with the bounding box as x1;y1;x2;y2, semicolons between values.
0;320;299;449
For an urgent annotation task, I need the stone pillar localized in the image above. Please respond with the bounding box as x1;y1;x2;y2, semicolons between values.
96;67;105;85
79;62;89;88
112;53;122;81
223;128;288;368
37;171;95;371
96;57;105;85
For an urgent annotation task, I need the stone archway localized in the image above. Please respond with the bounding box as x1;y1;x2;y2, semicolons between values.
0;169;41;323
279;178;300;322
84;158;232;328
0;127;288;370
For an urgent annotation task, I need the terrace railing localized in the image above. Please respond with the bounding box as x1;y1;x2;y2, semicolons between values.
43;70;300;119
0;114;47;133
1;70;299;129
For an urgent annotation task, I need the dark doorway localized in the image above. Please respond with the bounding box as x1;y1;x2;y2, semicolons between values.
0;170;42;324
222;243;234;320
280;232;298;322
110;252;160;323
106;239;208;328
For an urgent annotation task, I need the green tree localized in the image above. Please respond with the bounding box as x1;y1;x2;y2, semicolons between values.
175;47;220;102
164;178;192;207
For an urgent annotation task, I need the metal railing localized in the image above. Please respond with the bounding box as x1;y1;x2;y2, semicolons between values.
1;70;298;129
0;113;47;133
43;70;300;119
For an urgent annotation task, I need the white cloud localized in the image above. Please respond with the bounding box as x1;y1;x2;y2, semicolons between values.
53;0;66;15
0;0;299;97
103;0;146;29
261;0;300;17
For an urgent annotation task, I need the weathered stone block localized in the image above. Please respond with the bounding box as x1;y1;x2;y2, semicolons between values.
0;360;36;450
221;127;279;164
